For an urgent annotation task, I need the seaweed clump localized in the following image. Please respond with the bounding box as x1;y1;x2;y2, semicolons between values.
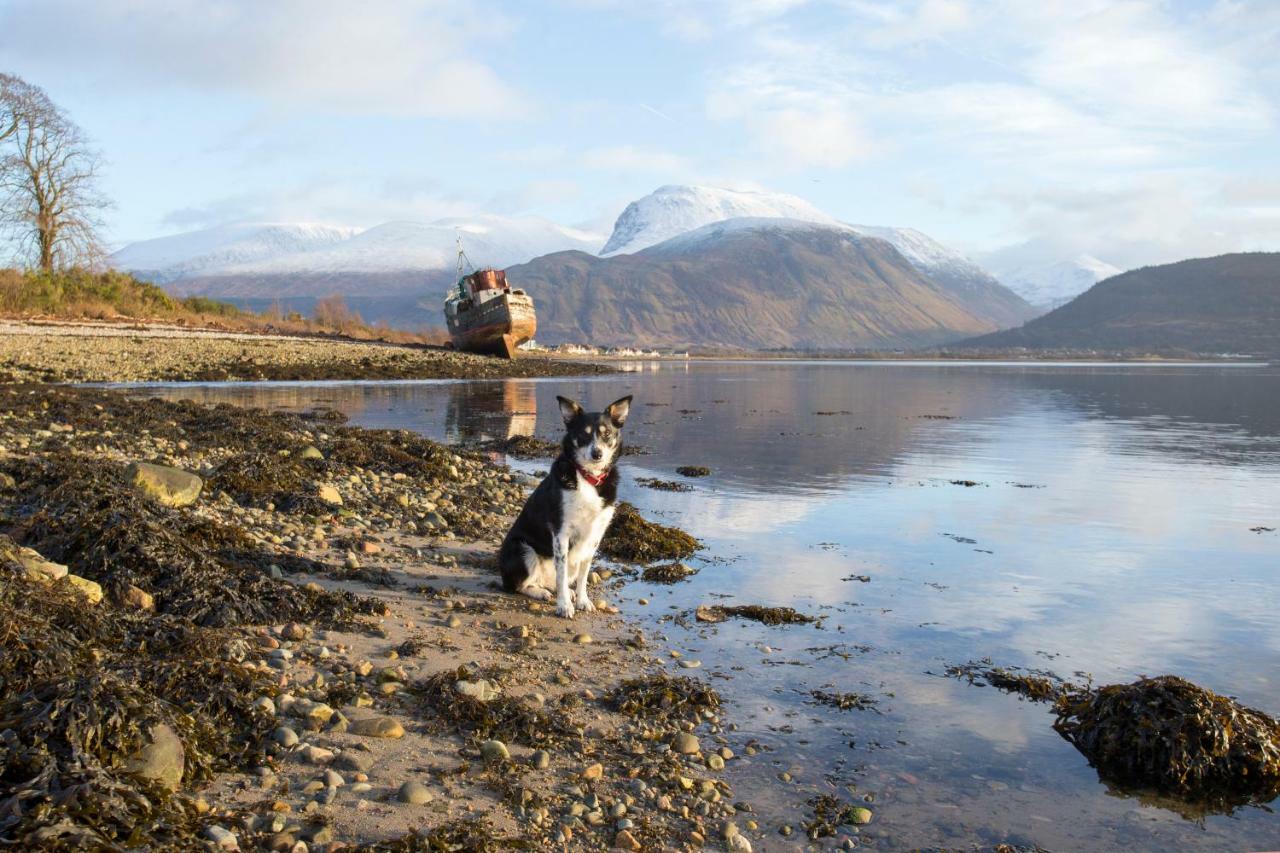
1054;676;1280;806
411;666;578;748
607;674;721;723
635;477;693;492
809;690;878;711
470;434;561;459
6;455;383;627
641;561;698;584
804;794;872;839
358;819;516;852
0;537;276;849
945;659;1067;703
696;604;817;626
206;450;326;513
676;465;711;477
599;502;700;563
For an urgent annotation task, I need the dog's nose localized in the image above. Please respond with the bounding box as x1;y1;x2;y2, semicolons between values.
591;447;604;461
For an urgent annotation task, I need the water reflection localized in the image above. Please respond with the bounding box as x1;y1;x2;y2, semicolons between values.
129;361;1280;850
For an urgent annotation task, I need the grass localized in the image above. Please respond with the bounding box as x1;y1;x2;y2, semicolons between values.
0;267;447;344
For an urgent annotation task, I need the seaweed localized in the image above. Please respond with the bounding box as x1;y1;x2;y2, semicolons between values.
675;466;711;477
358;819;527;851
1054;675;1280;808
0;542;275;849
207;451;327;513
809;690;878;711
469;434;561;459
635;477;693;493
641;562;698;584
607;674;721;723
696;604;816;626
410;666;579;748
945;660;1068;703
599;502;700;563
5;455;383;628
804;794;870;839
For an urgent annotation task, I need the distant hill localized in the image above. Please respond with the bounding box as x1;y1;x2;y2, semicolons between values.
508;219;1025;350
958;253;1280;355
986;253;1123;310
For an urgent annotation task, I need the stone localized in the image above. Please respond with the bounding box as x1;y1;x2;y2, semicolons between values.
272;726;299;747
707;754;725;771
282;622;309;641
581;762;604;781
125;461;203;507
289;699;334;727
124;723;185;792
573;633;592;645
122;584;155;611
397;781;433;804
203;824;239;850
850;806;873;825
300;745;334;765
614;829;641;850
317;484;343;507
253;696;277;716
334;752;373;773
531;749;551;770
14;545;68;582
728;834;752;852
64;574;103;604
348;716;404;739
321;769;344;788
299;445;324;461
455;679;499;702
479;739;510;762
673;732;700;755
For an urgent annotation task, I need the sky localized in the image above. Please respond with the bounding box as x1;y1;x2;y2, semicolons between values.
1;0;1278;270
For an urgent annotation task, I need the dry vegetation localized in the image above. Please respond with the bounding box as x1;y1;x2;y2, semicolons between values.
0;267;448;345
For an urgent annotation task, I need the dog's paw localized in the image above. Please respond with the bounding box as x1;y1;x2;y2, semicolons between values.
556;599;576;619
575;594;596;613
520;585;553;602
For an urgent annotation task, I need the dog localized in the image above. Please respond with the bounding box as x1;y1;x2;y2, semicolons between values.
499;394;632;618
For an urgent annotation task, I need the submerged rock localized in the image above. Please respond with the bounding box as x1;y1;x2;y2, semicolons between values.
125;461;203;507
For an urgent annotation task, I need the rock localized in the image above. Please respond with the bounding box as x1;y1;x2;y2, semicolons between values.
581;762;604;781
125;461;202;507
253;696;277;716
479;739;510;762
531;749;551;770
321;769;344;788
13;545;68;582
63;574;103;605
695;605;726;623
614;829;641;850
122;584;155;611
445;614;463;629
397;781;433;804
850;806;873;825
299;445;324;461
282;622;309;641
203;824;239;850
455;679;499;702
124;723;185;792
679;659;702;669
348;716;404;739
272;726;299;747
334;752;373;773
573;633;592;645
728;834;752;852
289;699;334;727
673;732;700;755
707;753;725;771
317;484;343;507
300;745;334;765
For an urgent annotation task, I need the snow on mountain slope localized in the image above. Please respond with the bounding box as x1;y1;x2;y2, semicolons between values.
992;255;1123;309
111;223;360;283
600;185;838;256
845;225;987;288
113;216;604;281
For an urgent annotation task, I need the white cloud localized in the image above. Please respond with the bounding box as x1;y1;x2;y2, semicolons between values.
581;145;691;174
0;0;527;119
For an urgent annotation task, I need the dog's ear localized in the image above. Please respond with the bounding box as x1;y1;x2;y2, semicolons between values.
606;395;633;427
557;396;583;426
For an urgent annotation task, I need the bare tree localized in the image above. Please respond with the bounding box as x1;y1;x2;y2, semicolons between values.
0;73;109;270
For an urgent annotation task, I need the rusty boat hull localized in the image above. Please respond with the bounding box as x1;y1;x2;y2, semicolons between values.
445;289;536;359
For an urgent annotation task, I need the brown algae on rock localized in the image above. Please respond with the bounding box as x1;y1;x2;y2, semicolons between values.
599;502;700;563
607;674;721;723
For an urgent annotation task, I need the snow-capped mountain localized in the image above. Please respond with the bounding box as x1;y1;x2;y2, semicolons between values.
600;185;838;256
111;215;603;282
112;223;360;283
990;255;1123;310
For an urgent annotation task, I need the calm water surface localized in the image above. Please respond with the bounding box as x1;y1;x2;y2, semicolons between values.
136;361;1280;851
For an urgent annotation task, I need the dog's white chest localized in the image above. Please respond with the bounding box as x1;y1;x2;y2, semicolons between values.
559;482;612;560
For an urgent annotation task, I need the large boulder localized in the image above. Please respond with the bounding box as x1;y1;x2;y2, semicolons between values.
64;574;103;604
13;544;68;582
124;723;185;792
125;462;203;507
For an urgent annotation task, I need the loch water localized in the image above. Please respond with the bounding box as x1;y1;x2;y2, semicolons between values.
136;360;1280;851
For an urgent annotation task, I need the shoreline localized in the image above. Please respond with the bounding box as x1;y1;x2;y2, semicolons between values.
0;321;615;383
0;384;767;851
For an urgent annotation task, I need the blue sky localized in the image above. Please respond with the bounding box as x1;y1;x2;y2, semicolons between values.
1;0;1277;268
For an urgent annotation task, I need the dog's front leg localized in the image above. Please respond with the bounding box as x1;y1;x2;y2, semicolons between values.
553;532;574;619
573;558;595;613
575;507;614;612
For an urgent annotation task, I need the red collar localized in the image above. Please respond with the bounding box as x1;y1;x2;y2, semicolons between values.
576;465;610;487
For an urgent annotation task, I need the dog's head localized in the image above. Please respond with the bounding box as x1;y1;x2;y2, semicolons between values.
557;395;632;475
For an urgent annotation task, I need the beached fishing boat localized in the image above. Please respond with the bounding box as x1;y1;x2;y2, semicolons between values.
443;241;536;359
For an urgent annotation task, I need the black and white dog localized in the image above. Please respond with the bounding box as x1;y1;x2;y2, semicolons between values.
499;394;632;618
